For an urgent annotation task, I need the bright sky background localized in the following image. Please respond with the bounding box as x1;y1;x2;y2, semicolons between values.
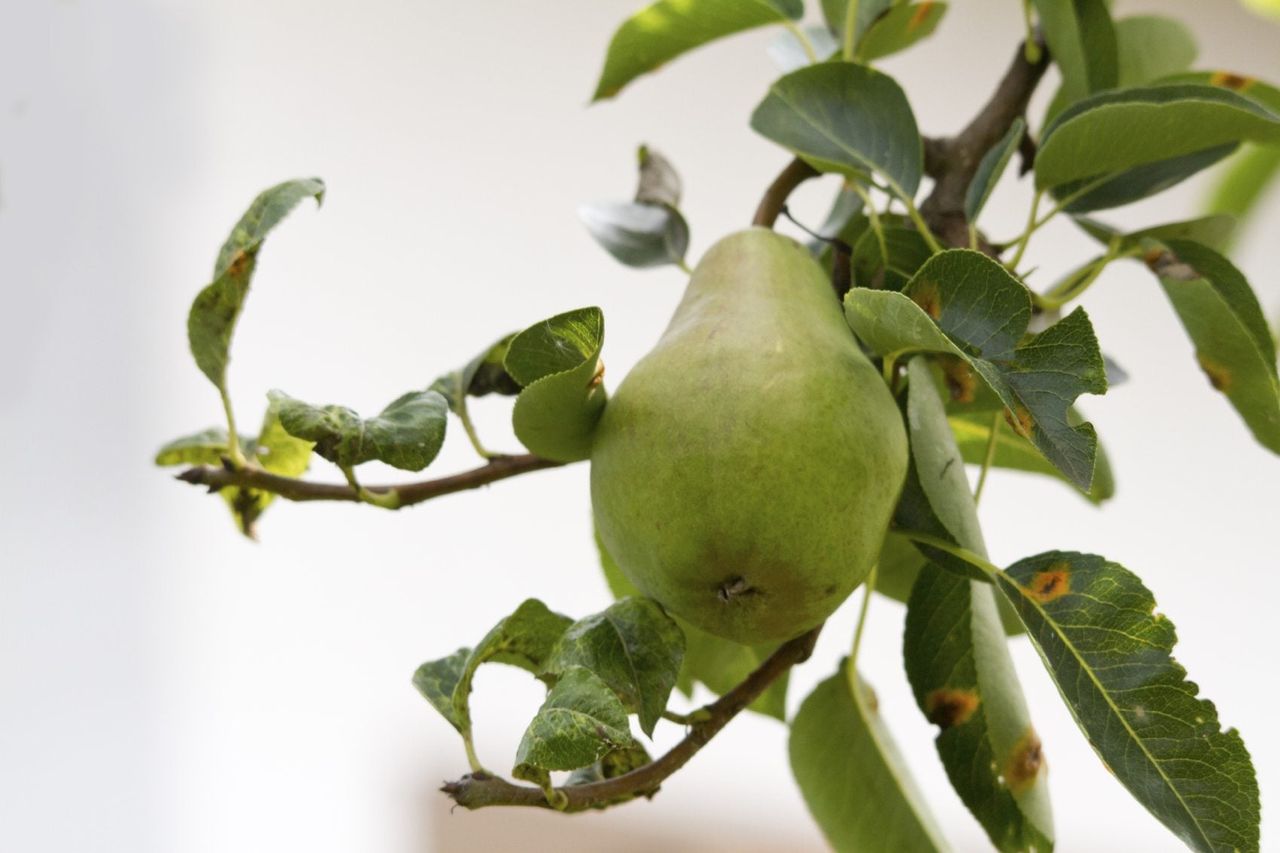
2;1;1278;851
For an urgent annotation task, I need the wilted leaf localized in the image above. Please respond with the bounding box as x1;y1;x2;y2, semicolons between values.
751;62;924;197
154;427;251;467
513;666;637;786
996;552;1260;852
269;389;448;472
506;307;607;462
791;668;947;852
546;598;685;737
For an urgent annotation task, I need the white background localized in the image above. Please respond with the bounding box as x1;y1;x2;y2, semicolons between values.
2;1;1278;850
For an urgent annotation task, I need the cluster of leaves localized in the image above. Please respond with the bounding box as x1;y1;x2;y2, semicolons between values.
414;596;683;802
158;1;1278;850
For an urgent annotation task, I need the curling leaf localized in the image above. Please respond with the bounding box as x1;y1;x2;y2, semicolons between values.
513;666;637;786
269;389;448;472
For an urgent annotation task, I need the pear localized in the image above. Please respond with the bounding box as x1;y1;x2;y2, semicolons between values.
590;228;908;644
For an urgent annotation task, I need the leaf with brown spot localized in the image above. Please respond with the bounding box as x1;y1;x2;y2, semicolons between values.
996;552;1260;852
1147;239;1280;454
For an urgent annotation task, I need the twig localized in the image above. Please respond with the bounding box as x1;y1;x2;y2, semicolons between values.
920;37;1049;250
441;624;823;812
177;453;566;510
752;157;820;228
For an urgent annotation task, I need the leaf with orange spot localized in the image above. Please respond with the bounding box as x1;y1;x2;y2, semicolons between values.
996;552;1260;852
1148;239;1280;454
846;250;1108;490
855;2;948;62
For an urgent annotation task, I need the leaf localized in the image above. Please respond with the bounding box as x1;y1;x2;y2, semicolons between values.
1074;214;1238;254
635;145;682;208
856;2;947;63
900;358;1054;850
949;410;1115;504
269;389;448;472
1052;145;1238;214
1205;145;1280;244
187;178;324;393
996;552;1260;852
1146;240;1280;453
1114;16;1197;87
546;598;685;737
566;742;654;789
767;25;839;73
852;223;932;290
513;666;637;785
845;250;1108;490
965;118;1024;224
223;403;314;537
750;62;924;197
154;427;252;467
594;531;788;720
1156;71;1280;114
1035;85;1280;194
452;599;574;742
592;0;802;101
579;202;690;268
1032;0;1118;107
428;333;521;413
412;648;470;732
790;668;947;853
505;307;607;462
820;0;892;45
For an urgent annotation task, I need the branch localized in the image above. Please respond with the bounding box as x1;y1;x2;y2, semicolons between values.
177;453;566;510
921;36;1049;249
752;157;820;228
441;624;823;812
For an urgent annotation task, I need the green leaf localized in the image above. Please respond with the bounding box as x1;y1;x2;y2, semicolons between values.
1074;214;1237;254
579;202;690;268
412;648;470;733
1155;71;1280;114
964;118;1024;224
821;0;892;45
1205;145;1280;244
187;178;324;393
751;63;924;197
546;598;685;737
856;2;947;62
513;666;637;785
594;531;788;720
592;0;802;101
1035;85;1280;194
506;307;607;462
845;251;1108;490
269;389;448;472
1146;240;1280;453
900;358;1054;850
1053;145;1238;214
996;552;1260;852
949;410;1115;504
452;599;574;743
791;668;947;853
1033;0;1118;107
429;334;521;413
1114;16;1197;87
566;742;654;789
154;428;252;467
852;222;932;290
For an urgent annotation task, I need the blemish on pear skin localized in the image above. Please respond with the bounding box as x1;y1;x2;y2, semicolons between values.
1209;71;1255;92
912;281;943;320
909;2;935;30
925;688;980;729
1196;353;1232;393
938;355;977;403
1005;729;1045;792
1003;405;1034;439
1026;562;1071;603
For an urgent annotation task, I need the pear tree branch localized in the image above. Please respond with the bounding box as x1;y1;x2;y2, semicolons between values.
440;624;823;812
176;453;566;510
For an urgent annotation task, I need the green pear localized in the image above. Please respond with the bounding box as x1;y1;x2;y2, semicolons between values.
590;228;908;644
